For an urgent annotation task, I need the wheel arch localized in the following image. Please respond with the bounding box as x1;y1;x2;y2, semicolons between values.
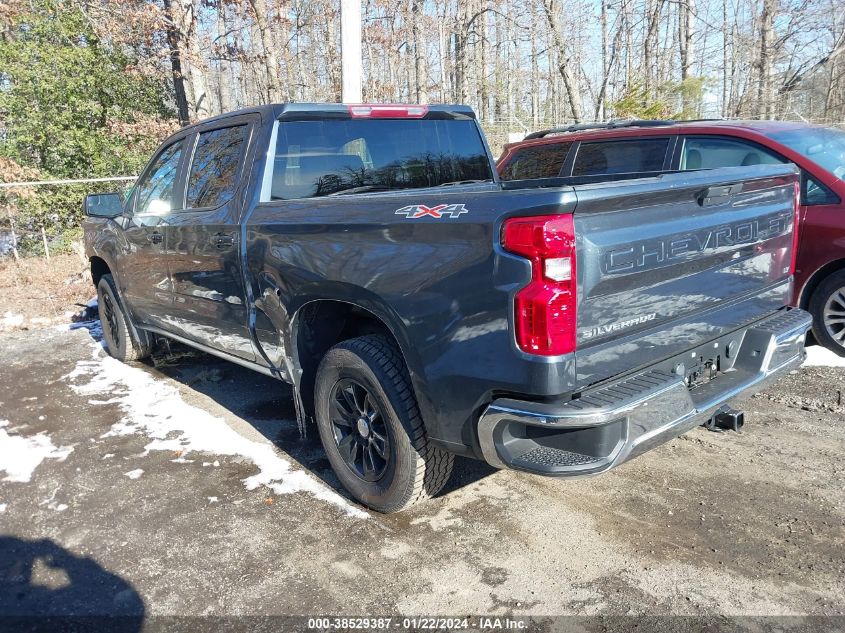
798;258;845;310
89;255;112;287
289;298;427;425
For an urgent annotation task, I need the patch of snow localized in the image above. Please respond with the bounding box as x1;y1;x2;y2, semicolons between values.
48;502;68;512
101;453;114;460
0;503;6;512
208;496;219;503
2;312;24;327
65;334;366;518
0;420;74;483
124;469;144;480
803;345;845;368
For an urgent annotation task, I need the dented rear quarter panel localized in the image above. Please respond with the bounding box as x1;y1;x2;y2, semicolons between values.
243;185;580;449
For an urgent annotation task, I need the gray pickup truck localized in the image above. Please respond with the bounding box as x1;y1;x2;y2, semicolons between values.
83;103;811;513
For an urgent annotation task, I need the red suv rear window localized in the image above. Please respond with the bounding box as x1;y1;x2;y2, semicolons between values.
572;138;670;176
500;143;573;180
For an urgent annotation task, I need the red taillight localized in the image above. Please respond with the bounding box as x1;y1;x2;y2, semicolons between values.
347;104;429;118
502;214;577;356
790;178;801;275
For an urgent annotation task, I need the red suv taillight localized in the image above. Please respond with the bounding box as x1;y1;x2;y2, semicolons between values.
790;178;801;275
502;214;577;356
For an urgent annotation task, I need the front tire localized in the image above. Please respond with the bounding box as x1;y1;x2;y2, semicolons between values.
96;274;150;362
314;335;453;513
809;270;845;357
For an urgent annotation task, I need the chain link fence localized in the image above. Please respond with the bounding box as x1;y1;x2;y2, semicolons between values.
0;178;134;260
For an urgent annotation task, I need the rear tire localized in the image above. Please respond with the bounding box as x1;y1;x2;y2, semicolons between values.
809;270;845;357
314;335;453;513
96;274;150;362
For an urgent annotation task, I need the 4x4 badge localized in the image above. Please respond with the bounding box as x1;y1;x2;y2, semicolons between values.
395;203;469;219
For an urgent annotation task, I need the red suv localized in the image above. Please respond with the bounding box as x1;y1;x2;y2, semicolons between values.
498;120;845;356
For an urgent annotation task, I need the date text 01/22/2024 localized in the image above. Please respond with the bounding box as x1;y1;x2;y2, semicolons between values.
306;617;529;630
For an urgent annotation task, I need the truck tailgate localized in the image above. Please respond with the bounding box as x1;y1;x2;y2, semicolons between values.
572;164;798;388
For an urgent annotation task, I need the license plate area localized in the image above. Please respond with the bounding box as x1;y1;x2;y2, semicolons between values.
685;355;721;390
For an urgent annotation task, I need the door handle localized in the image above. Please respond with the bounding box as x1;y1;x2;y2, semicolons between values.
213;233;235;249
697;183;743;206
148;232;163;244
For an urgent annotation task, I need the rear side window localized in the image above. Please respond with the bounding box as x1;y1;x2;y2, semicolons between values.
681;137;784;170
500;143;572;180
186;125;249;209
267;119;493;200
572;138;670;176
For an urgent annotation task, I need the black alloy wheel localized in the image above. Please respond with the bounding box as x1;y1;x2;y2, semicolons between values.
101;291;120;349
329;378;390;482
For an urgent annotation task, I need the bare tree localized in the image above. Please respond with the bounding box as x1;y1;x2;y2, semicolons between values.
542;0;583;122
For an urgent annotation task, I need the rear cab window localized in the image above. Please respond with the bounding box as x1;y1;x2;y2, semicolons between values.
572;138;670;176
264;118;493;200
499;143;573;180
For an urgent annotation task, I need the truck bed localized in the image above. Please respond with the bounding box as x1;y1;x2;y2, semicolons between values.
244;162;800;454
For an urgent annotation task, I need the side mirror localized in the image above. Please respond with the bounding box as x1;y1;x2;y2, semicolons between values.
84;192;124;218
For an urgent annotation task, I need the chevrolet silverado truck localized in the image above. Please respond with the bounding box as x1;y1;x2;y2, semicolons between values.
83;103;811;513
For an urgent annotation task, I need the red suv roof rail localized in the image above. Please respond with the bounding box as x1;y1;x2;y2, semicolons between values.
523;118;725;140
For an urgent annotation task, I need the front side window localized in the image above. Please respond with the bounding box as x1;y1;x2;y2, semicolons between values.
135;140;184;215
186;125;249;209
268;118;493;200
572;138;670;176
499;143;572;180
681;137;784;170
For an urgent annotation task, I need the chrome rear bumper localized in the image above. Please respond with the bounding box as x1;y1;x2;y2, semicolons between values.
477;308;812;476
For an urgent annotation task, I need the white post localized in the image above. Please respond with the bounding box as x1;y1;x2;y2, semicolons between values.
340;0;362;103
9;214;19;261
41;225;50;260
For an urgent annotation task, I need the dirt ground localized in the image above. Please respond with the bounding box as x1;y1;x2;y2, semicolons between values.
0;254;92;331
0;318;844;630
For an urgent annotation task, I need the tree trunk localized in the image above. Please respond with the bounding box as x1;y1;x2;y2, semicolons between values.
643;0;664;98
216;2;233;114
530;0;539;125
542;0;582;122
479;0;489;120
162;0;190;124
454;24;466;101
412;0;428;103
678;0;695;113
438;17;448;102
757;0;775;118
167;0;210;119
247;0;283;102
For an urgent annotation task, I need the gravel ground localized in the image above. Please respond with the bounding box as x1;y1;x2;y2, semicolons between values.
0;323;843;630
